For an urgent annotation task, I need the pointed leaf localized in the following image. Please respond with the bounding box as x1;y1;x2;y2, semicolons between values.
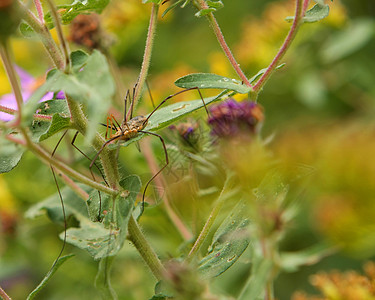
26;254;74;300
198;200;251;278
95;257;117;300
175;73;252;94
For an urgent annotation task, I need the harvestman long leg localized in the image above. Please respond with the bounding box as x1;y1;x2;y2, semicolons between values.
48;130;69;271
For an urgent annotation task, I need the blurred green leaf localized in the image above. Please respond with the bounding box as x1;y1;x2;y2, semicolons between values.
26;254;74;300
71;49;90;73
0;134;25;173
253;171;289;205
279;243;336;272
95;256;117;300
286;4;329;23
175;73;252;94
198;200;251;278
237;255;273;300
321;19;375;63
249;64;285;84
142;0;163;4
24;50;115;142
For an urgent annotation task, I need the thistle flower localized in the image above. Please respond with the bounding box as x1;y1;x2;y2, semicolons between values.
0;66;64;121
207;98;263;139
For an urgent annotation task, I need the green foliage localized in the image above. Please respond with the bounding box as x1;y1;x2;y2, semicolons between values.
0;134;25;173
286;3;330;23
195;0;224;17
198;200;251;279
26;254;75;300
175;73;252;94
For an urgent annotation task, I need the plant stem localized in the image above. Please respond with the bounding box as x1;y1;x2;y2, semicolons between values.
186;175;232;262
193;0;251;87
19;0;64;69
0;105;53;121
45;0;70;72
0;42;23;127
33;0;44;23
0;285;11;300
253;0;304;93
131;3;159;117
128;216;165;280
141;138;193;241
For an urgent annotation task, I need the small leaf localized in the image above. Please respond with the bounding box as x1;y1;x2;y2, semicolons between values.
175;73;252;94
286;4;330;23
0;134;25;173
321;19;375;63
198;200;251;278
279;243;336;272
39;114;71;141
194;0;223;17
71;50;89;73
26;254;74;300
162;0;190;17
142;0;163;4
249;64;285;84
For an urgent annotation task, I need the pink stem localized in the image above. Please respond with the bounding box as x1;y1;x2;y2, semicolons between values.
34;0;44;23
0;104;53;122
253;0;304;93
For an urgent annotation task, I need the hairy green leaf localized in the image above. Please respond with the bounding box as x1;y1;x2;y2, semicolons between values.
286;4;330;23
0;134;25;173
26;254;74;300
175;73;252;94
198;200;251;278
54;175;141;260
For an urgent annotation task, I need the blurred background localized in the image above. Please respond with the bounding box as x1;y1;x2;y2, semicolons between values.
1;0;375;299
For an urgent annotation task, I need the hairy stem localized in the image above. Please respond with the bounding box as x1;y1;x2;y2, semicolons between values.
0;285;11;300
132;3;159;117
19;0;64;69
45;0;70;72
33;0;44;23
253;0;304;93
128;216;165;280
193;0;251;87
0;42;24;127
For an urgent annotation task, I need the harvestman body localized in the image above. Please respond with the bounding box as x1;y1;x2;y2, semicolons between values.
90;87;209;209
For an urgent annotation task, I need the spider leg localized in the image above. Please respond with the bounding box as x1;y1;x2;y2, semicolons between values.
139;130;169;213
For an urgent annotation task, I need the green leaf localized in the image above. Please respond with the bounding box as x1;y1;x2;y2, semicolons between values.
161;0;190;17
237;255;273;300
198;200;251;279
58;175;141;260
286;4;329;23
25;185;91;225
0;134;25;173
175;73;252;94
26;254;74;300
279;243;336;272
142;0;163;4
31;99;71;142
194;0;223;17
321;19;375;63
95;256;117;300
24;50;115;142
249;64;285;84
253;171;289;205
71;50;90;73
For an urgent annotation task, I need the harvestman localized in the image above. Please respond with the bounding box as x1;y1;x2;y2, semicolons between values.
90;86;209;209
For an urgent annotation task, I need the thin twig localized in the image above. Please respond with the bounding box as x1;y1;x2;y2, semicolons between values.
45;0;70;72
33;0;44;23
253;0;304;93
0;105;53;122
0;42;24;127
0;285;11;300
193;0;251;87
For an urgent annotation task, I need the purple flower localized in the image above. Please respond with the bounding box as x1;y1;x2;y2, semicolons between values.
207;98;264;139
0;66;64;121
